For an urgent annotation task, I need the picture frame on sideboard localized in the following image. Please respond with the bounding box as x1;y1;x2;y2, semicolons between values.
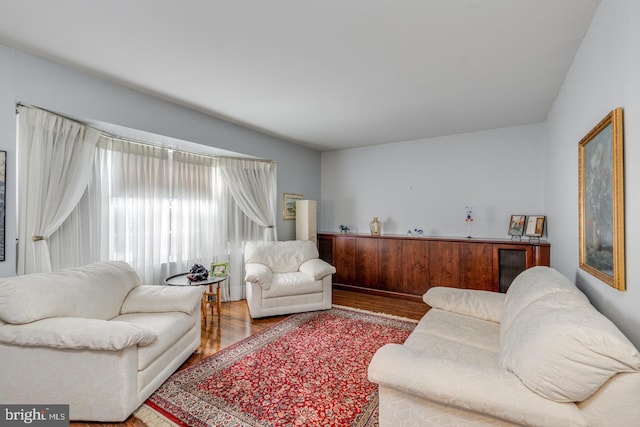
507;215;526;237
525;215;545;238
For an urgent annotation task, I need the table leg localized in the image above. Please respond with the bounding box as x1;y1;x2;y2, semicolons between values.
207;284;213;319
216;285;221;316
201;294;206;324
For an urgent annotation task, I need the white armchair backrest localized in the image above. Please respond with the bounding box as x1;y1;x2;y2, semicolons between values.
244;240;319;273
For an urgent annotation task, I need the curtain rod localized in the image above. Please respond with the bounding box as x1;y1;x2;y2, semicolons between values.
16;102;276;164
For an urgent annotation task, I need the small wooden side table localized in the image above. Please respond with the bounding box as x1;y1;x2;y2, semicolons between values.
165;273;229;322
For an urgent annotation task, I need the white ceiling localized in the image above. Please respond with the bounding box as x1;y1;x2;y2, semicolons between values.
0;0;600;152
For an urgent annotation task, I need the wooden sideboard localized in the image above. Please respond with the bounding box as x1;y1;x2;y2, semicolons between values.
318;233;550;301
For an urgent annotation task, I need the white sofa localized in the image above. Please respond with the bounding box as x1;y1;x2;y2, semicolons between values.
369;266;640;426
0;261;204;422
244;240;336;318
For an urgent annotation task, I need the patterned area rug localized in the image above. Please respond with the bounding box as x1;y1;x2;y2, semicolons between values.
136;306;416;427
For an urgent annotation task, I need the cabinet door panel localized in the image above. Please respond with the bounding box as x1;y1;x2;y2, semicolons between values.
379;238;404;293
334;236;355;285
318;235;333;264
492;244;535;292
355;238;379;288
459;243;493;291
429;241;459;287
403;240;430;295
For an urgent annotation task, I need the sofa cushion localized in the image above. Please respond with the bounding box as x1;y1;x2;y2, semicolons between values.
0;317;157;350
0;261;141;324
404;331;500;369
244;240;319;273
121;285;203;315
424;287;504;323
501;266;589;341
500;292;640;402
414;309;501;352
114;312;195;371
369;344;589;427
262;272;324;299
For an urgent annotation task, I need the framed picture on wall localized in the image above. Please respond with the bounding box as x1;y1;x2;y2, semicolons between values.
0;151;5;261
579;107;625;291
507;215;526;236
525;215;545;237
282;193;303;220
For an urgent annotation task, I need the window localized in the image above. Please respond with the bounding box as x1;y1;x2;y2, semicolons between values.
49;135;272;299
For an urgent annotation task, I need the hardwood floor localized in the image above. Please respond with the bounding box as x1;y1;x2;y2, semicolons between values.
70;289;429;427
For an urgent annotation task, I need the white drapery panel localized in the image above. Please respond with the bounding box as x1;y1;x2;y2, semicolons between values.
49;145;109;269
218;158;278;241
17;106;99;274
219;187;263;301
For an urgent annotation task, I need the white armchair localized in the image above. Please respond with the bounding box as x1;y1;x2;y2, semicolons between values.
244;240;336;318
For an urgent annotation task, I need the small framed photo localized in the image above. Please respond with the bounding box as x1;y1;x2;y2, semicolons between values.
282;193;303;220
210;262;229;277
507;215;526;236
525;216;545;237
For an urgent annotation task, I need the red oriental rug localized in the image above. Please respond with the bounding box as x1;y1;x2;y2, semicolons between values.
136;306;416;427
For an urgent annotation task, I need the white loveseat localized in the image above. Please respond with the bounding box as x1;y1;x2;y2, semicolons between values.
244;240;336;318
369;266;640;426
0;261;204;422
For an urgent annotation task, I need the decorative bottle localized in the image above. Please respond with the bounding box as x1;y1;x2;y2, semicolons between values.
465;206;474;238
370;217;381;236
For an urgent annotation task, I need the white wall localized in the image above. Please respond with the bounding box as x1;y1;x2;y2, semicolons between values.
321;124;546;238
545;0;640;347
0;45;322;277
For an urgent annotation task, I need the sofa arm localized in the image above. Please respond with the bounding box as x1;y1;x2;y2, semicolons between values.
244;263;273;289
369;344;586;427
299;258;336;281
0;317;157;351
121;285;203;315
423;287;505;322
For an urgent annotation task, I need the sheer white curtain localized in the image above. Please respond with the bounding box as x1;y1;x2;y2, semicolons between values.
17;106;99;274
169;151;219;276
103;138;172;284
218;158;278;241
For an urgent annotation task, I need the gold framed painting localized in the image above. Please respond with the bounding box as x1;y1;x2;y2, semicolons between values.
0;151;5;261
282;193;303;220
578;107;625;290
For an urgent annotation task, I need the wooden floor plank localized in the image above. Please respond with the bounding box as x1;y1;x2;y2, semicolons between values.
70;289;429;426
